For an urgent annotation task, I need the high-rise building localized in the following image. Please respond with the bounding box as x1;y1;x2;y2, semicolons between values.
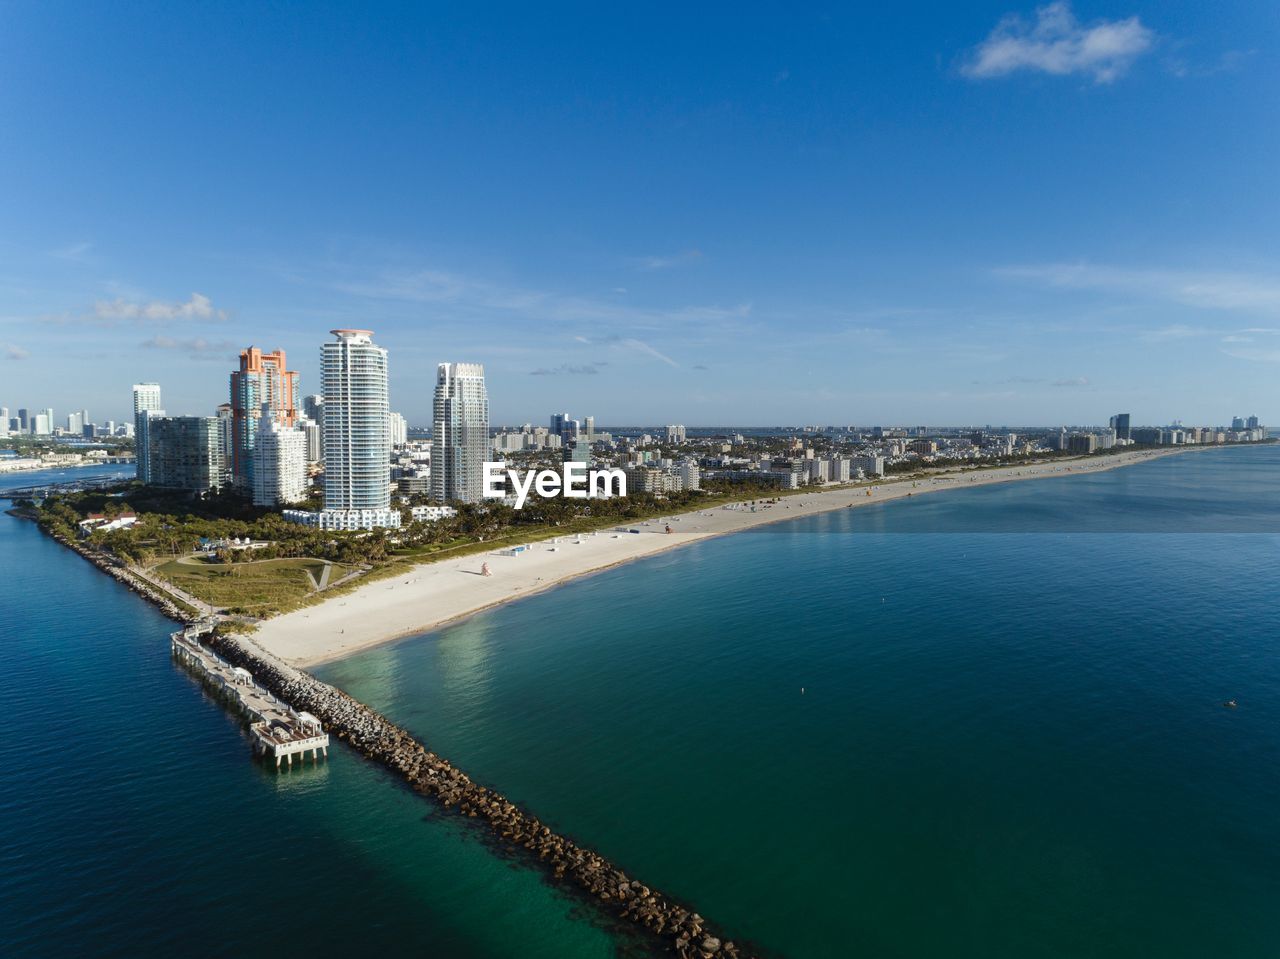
32;413;51;435
229;347;299;491
18;408;30;432
67;410;86;435
1232;416;1245;430
321;329;393;514
252;410;309;506
1109;413;1131;441
301;394;325;462
550;412;579;443
132;384;162;480
666;424;687;443
299;417;322;464
214;404;234;486
147;416;224;492
1067;433;1098;454
432;362;489;504
388;412;407;447
1247;415;1260;430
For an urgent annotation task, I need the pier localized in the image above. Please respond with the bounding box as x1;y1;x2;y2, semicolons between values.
171;624;329;769
208;632;752;958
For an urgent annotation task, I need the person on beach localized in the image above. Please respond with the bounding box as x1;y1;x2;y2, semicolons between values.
481;562;491;577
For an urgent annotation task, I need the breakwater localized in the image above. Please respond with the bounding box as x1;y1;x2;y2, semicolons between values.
18;515;751;957
209;631;753;959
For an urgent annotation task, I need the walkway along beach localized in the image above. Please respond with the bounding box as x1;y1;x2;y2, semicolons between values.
254;446;1200;666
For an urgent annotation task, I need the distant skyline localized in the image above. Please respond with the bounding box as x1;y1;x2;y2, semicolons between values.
1;2;1277;425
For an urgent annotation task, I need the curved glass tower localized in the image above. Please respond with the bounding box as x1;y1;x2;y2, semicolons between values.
321;330;391;511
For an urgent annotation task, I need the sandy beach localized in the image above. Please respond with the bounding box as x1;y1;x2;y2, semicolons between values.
247;447;1205;666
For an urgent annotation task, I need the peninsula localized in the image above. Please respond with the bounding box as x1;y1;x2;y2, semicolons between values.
252;445;1185;666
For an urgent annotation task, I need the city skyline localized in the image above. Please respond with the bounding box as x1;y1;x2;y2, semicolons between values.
2;3;1278;424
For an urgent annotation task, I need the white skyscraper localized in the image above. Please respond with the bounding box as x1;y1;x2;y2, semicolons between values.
299;416;322;465
432;362;489;504
387;411;407;447
320;329;396;525
132;383;162;481
253;411;309;507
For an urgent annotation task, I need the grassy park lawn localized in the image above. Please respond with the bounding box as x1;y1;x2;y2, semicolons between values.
154;556;351;615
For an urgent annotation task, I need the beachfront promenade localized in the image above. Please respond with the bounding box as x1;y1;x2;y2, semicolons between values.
253;446;1196;666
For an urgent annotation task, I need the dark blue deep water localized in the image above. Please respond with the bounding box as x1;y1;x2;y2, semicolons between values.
5;447;1280;957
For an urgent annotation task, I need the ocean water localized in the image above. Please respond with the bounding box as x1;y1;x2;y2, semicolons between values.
0;470;629;958
3;446;1279;957
318;445;1280;957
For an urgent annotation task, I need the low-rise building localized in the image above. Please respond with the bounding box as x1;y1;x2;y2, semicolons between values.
409;504;458;522
282;508;402;530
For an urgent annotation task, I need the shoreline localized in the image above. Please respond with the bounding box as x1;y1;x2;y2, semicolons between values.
253;445;1214;667
208;631;756;958
0;457;133;475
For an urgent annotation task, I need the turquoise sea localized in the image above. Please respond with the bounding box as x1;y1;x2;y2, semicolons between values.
3;447;1279;957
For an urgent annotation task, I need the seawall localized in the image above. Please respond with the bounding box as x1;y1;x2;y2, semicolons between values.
209;631;753;959
38;526;193;623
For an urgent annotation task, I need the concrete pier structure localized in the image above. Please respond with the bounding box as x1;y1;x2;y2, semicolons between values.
171;624;329;770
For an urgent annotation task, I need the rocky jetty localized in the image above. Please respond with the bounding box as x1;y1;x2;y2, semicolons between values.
210;632;753;959
45;529;192;622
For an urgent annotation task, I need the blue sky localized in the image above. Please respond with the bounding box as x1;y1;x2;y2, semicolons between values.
1;1;1276;426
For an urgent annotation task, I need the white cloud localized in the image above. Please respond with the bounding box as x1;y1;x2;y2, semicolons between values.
1221;346;1280;363
1166;48;1255;79
50;241;93;262
95;292;228;324
630;250;704;271
962;2;1154;84
621;337;679;367
4;343;29;360
997;262;1280;311
1051;376;1090;387
1141;324;1211;341
529;363;606;376
140;334;235;358
326;264;749;333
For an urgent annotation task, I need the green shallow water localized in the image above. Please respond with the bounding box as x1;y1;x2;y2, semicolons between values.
318;445;1280;957
0;469;635;959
